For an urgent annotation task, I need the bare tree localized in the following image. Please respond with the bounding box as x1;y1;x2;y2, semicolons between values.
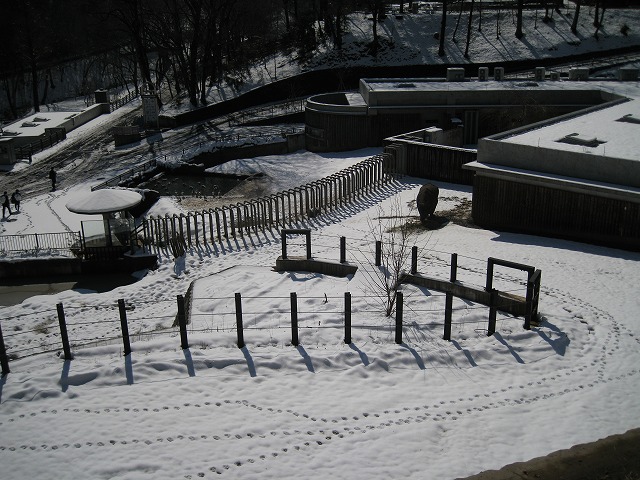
362;197;422;317
571;0;581;35
438;0;448;56
452;0;464;43
515;0;524;38
464;0;475;58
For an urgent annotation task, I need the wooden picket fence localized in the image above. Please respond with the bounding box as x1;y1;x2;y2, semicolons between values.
139;154;390;254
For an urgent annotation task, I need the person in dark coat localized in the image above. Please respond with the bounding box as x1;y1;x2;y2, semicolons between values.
11;189;21;212
2;191;11;218
49;167;57;191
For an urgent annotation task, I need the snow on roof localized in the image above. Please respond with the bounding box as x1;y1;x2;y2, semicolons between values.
501;96;640;162
65;188;142;214
1;111;81;138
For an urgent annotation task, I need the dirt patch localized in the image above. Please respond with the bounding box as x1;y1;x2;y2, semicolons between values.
438;197;478;228
458;428;640;480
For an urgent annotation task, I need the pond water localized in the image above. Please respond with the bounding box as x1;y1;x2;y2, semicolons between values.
138;172;244;198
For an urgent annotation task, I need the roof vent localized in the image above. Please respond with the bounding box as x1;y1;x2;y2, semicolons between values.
557;133;606;148
616;113;640;125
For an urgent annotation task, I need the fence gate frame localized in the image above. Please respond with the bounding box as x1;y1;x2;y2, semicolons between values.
280;228;312;260
485;257;541;330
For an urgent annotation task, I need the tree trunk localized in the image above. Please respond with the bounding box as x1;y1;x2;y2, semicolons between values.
438;0;447;56
453;0;463;43
464;0;475;58
571;1;581;35
515;0;524;38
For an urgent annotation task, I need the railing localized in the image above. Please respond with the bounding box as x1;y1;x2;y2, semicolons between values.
15;130;66;160
109;89;138;112
91;158;158;191
0;231;82;257
228;98;306;126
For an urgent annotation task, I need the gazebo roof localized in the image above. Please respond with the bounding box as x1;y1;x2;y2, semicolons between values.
66;188;143;214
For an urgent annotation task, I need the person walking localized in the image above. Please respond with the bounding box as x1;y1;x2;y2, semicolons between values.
2;191;11;218
11;189;21;212
49;167;57;191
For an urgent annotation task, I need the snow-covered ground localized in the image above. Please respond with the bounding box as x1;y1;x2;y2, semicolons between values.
1;145;640;479
1;5;640;480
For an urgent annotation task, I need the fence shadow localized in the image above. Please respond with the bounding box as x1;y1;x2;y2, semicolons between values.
536;319;570;356
0;373;6;403
399;343;426;370
493;332;525;364
296;345;315;373
349;343;370;366
60;359;71;392
125;354;135;384
451;340;478;367
183;348;196;377
241;346;257;377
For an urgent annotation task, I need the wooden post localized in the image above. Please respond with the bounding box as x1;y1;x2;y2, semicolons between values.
305;231;312;260
450;253;458;283
290;292;299;346
235;293;245;348
395;292;403;344
524;269;541;330
0;321;10;375
444;292;453;341
486;259;495;291
344;292;351;344
411;246;418;274
340;236;346;264
488;289;497;336
56;303;73;360
177;295;189;349
282;233;288;259
118;299;132;356
375;240;382;267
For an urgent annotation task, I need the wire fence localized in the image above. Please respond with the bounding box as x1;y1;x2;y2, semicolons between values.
0;283;527;373
0;231;82;257
0;239;541;375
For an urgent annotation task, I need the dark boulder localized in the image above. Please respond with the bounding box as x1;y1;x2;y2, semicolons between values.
417;183;439;221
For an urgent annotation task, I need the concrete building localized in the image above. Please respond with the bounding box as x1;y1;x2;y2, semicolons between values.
305;69;640;251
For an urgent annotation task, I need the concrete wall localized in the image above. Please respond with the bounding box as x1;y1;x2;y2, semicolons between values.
0;258;82;278
274;257;358;277
59;103;107;133
478;139;640;188
471;173;640;251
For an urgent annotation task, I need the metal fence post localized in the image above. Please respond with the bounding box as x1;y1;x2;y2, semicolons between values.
375;240;382;267
411;246;418;274
395;292;403;344
291;292;299;346
118;299;132;356
344;292;351;344
450;253;458;283
0;321;10;375
488;289;497;336
444;292;453;341
340;236;346;264
56;303;73;360
235;293;245;348
177;295;189;349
